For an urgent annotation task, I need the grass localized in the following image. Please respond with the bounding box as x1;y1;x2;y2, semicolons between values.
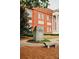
40;39;51;43
27;38;51;43
21;33;59;37
20;34;33;37
44;34;59;36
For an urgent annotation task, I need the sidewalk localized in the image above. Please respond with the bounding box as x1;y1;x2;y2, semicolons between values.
20;39;44;47
20;37;59;47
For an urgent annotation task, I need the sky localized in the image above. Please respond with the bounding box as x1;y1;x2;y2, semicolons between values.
48;0;59;10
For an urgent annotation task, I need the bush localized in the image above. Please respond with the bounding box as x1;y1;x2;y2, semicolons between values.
20;33;33;37
44;34;59;36
41;39;51;43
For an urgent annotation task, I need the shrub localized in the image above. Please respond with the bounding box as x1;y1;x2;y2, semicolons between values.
20;33;33;37
41;38;50;43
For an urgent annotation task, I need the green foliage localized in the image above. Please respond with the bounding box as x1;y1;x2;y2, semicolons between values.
20;0;49;8
44;34;59;36
20;5;32;34
20;33;33;37
41;38;50;43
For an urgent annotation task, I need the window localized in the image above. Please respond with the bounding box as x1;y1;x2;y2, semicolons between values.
47;26;51;32
49;16;52;22
38;12;44;20
41;13;44;20
47;15;49;21
38;12;41;19
50;27;51;32
47;27;48;32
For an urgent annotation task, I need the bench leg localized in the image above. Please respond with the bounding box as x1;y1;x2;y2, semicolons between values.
55;44;58;48
47;45;50;48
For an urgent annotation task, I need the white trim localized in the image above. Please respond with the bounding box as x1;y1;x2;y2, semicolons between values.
38;21;44;24
47;22;51;25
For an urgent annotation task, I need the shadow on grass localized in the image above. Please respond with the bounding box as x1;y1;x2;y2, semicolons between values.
27;39;41;43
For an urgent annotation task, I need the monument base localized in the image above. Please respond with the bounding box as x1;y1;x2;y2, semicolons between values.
33;26;44;42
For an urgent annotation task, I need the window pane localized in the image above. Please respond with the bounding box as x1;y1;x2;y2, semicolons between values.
47;15;49;21
41;13;44;20
38;12;40;19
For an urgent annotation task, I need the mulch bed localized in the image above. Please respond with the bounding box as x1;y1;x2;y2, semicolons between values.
20;46;59;59
20;36;33;40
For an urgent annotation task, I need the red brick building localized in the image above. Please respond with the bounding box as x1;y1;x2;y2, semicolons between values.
31;7;53;34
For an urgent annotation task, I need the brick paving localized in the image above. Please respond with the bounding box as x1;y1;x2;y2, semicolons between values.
20;36;59;59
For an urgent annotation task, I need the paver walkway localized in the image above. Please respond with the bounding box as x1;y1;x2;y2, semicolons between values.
20;38;59;47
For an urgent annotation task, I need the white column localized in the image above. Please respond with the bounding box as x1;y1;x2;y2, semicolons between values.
56;14;59;34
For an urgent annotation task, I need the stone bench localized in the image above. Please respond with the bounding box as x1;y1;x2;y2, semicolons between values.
43;42;58;48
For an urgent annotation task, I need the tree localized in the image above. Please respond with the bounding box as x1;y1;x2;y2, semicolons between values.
20;0;49;8
20;0;49;35
20;6;30;34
